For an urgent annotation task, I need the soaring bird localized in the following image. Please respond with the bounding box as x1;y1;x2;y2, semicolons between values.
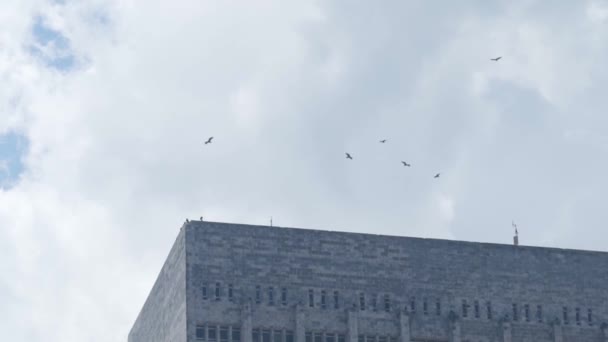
434;173;441;178
490;56;502;61
204;137;213;144
345;153;353;160
379;139;387;143
401;161;411;167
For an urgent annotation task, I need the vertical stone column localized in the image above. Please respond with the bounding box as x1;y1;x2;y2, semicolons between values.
347;309;359;342
399;311;411;342
552;320;563;342
241;301;253;342
448;311;461;342
501;321;512;342
295;304;306;342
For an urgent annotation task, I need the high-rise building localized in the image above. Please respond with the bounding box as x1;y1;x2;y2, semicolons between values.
129;221;608;342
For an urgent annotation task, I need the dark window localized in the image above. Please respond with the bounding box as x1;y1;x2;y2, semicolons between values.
281;288;288;306
306;333;312;342
357;336;363;342
196;325;205;340
262;330;271;342
372;294;378;312
268;287;274;306
334;291;340;309
232;328;241;342
563;307;569;325
389;337;397;342
202;284;208;300
474;300;480;318
524;304;530;322
384;294;391;312
220;327;229;342
321;290;327;309
255;286;261;304
486;301;493;320
588;309;593;326
286;331;294;342
253;329;260;342
379;337;387;342
512;304;518;321
359;293;366;311
326;333;335;342
410;297;416;313
436;299;441;316
314;333;322;342
366;336;374;342
462;300;468;318
228;284;233;302
308;289;314;307
576;308;581;325
338;335;345;342
215;282;221;300
273;330;281;342
209;327;217;342
537;305;543;323
423;298;428;315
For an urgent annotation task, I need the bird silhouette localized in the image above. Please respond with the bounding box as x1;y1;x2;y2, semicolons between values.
490;56;502;61
345;153;353;160
434;173;440;178
204;137;213;144
401;161;411;167
379;139;387;143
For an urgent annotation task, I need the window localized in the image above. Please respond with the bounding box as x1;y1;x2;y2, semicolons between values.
321;290;327;309
334;291;340;309
462;300;468;318
379;337;387;342
384;294;391;312
588;309;593;326
209;327;217;342
474;300;480;318
228;284;234;302
512;304;518;321
372;294;378;312
196;325;206;341
524;304;530;322
576;308;581;325
423;298;428;315
268;287;274;306
232;328;241;342
563;307;569;325
273;330;281;342
338;335;345;342
358;336;364;342
314;333;322;342
286;331;294;342
255;286;261;304
306;333;312;342
326;333;335;342
308;289;314;307
220;326;229;342
262;330;271;342
436;299;441;316
281;287;288;306
253;329;260;342
359;293;366;311
486;301;493;320
366;336;374;342
215;282;221;301
410;297;416;313
202;284;208;300
536;305;543;322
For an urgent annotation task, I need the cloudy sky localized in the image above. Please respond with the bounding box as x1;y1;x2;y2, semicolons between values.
2;0;608;340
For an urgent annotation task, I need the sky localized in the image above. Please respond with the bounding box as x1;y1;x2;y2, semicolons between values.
1;0;608;340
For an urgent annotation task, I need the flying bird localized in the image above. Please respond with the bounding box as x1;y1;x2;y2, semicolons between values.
490;56;502;61
345;153;353;160
379;139;387;143
401;161;411;167
434;173;440;178
204;137;213;144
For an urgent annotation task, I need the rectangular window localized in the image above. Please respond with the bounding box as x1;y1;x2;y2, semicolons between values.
462;300;468;318
215;282;221;301
262;330;271;342
389;337;397;342
423;298;428;315
410;297;416;313
563;307;569;325
253;329;260;342
576;308;581;325
372;294;378;312
268;287;274;306
366;336;374;342
474;300;479;318
228;284;234;302
308;289;314;307
537;305;543;323
314;333;322;342
196;325;206;341
321;290;327;309
384;294;391;312
359;293;366;311
202;284;208;300
306;333;312;342
512;304;518;321
281;287;288;306
286;331;294;342
524;304;530;322
338;335;345;342
436;299;441;316
209;327;218;342
232;328;241;342
326;333;335;342
255;286;261;304
486;301;493;320
220;326;229;342
588;309;593;326
358;336;364;342
334;291;340;309
273;330;281;342
379;337;387;342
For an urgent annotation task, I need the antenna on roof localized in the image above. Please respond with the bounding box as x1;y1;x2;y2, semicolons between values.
512;220;519;246
270;216;273;227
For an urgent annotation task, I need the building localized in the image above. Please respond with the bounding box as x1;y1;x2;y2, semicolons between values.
129;221;608;342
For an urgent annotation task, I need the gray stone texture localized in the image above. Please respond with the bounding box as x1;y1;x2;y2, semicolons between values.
132;221;608;342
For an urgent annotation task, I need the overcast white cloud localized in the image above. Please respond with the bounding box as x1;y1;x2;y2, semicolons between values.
2;0;608;340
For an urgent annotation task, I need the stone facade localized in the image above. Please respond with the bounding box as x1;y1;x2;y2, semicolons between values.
130;221;608;342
